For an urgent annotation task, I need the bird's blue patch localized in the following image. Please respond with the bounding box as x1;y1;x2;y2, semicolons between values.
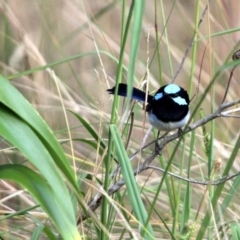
164;84;180;94
154;92;163;100
171;96;187;105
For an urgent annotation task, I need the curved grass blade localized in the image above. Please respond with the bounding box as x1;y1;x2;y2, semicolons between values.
70;111;106;150
109;125;154;239
0;165;80;240
0;75;78;190
0;78;81;239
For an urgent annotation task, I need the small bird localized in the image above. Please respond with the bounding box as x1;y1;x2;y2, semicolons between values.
107;83;190;131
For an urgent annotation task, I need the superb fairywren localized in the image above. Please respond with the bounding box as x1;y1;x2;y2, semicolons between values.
107;83;190;131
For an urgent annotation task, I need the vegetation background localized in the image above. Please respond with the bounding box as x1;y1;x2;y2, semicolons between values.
0;0;240;239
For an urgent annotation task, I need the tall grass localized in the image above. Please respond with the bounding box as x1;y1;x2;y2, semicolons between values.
0;1;240;239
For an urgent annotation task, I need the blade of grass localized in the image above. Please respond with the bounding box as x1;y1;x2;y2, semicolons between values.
6;52;97;80
0;77;81;238
126;0;145;103
217;174;240;221
230;222;240;239
0;75;78;190
0;165;80;240
110;124;154;239
101;2;135;239
102;1;146;237
70;111;107;150
196;134;240;239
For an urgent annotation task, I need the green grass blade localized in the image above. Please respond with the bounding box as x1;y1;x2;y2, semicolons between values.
70;111;107;150
196;134;240;239
0;165;80;240
230;222;240;239
109;125;154;239
217;175;240;220
100;2;137;238
31;225;45;240
126;0;145;102
0;75;78;190
6;52;97;80
0;77;81;239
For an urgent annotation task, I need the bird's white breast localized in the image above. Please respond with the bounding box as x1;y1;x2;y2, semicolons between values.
148;110;190;131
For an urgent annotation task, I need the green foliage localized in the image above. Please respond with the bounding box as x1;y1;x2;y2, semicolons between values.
110;124;154;239
0;75;80;239
0;1;240;239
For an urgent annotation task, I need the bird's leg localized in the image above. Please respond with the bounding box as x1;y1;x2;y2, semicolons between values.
155;130;161;154
157;130;160;139
178;128;183;135
154;131;160;148
178;128;185;141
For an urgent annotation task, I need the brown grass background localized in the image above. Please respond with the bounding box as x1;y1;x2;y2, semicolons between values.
1;0;240;238
0;0;239;158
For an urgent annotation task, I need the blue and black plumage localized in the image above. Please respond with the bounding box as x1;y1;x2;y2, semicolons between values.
107;83;190;131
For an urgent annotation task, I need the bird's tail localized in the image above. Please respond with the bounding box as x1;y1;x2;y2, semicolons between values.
107;83;152;102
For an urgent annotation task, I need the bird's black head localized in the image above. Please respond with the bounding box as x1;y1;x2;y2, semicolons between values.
146;84;190;123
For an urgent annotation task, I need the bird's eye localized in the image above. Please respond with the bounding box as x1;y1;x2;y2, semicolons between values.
232;49;240;60
169;93;178;98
